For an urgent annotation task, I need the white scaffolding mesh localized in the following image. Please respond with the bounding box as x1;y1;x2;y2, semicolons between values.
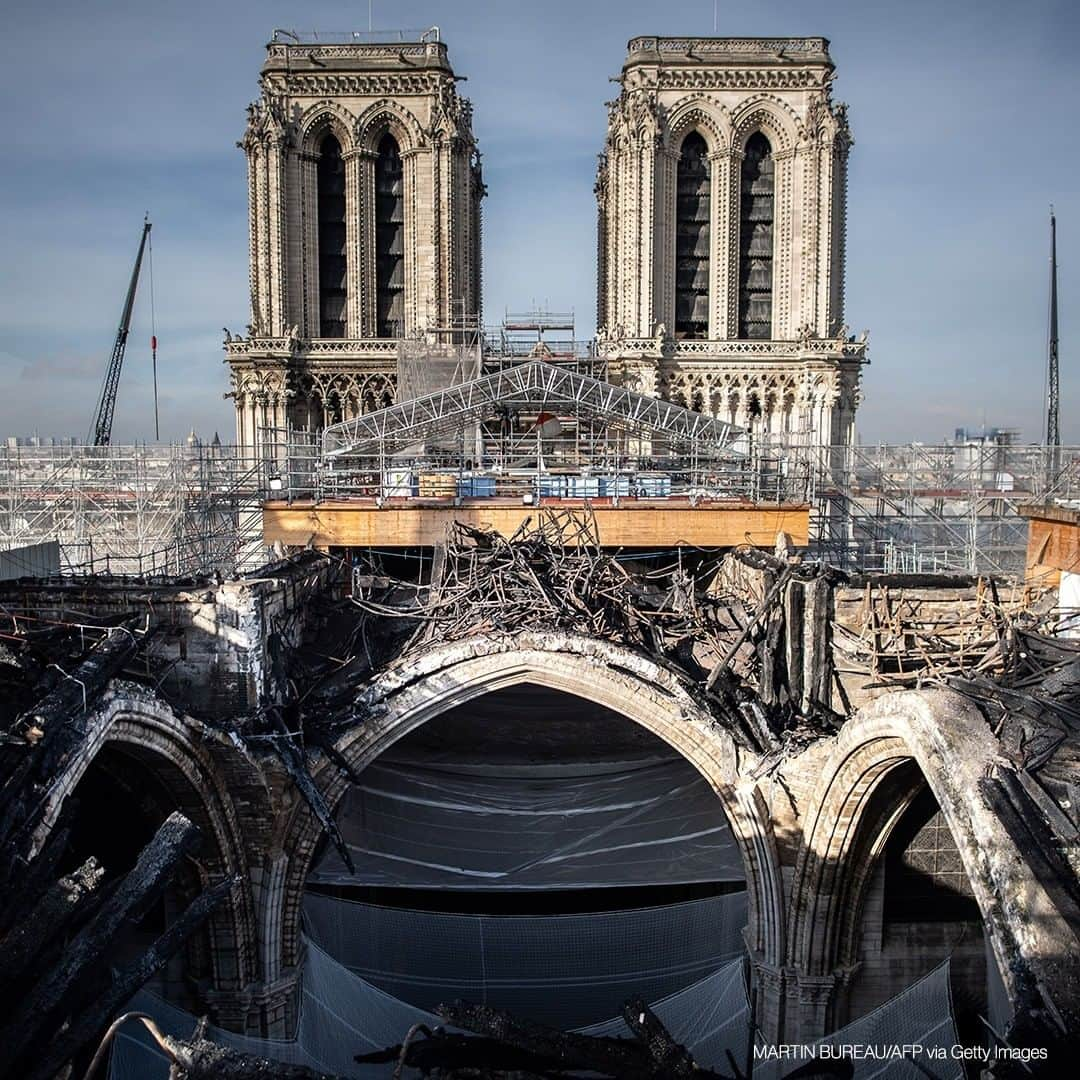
754;962;964;1080
580;957;751;1070
110;944;750;1080
396;341;482;403
107;985;317;1080
0;442;267;576
302;890;750;1027
110;951;965;1080
308;758;744;890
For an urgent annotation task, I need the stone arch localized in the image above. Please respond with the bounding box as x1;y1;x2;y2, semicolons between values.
297;100;356;155
278;632;785;976
666;98;729;155
731;97;799;155
785;689;1058;1032
354;99;425;155
30;684;261;1004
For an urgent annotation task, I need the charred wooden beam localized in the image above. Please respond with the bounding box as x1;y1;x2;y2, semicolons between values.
266;709;355;876
707;564;795;692
621;995;698;1077
86;1013;348;1080
0;810;202;1075
0;622;153;885
28;875;239;1080
436;998;726;1079
0;855;103;995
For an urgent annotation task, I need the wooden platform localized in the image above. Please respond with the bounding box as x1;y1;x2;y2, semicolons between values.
1019;503;1080;587
262;499;810;550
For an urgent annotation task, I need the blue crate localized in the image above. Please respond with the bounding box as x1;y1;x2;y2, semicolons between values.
566;475;600;498
538;475;568;498
458;475;496;497
598;475;630;497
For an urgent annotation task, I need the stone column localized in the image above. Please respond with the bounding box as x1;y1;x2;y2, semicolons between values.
638;139;655;333
357;150;377;336
204;970;302;1039
794;971;836;1042
343;147;362;339
267;136;288;336
773;146;797;341
596;162;609;330
750;958;791;1044
827;964;861;1032
255;148;273;337
829;140;850;333
299;153;320;338
655;147;678;333
233;389;247;448
401;147;423;336
243;143;262;334
709;149;732;340
815;140;835;338
256;392;272;454
724;147;743;339
801;145;821;338
616;147;631;333
428;136;446;331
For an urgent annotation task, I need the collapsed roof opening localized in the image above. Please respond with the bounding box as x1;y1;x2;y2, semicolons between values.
303;683;749;1026
308;684;747;909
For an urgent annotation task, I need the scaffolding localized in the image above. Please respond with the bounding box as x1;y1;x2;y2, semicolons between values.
3;430;1078;583
793;440;1080;576
484;310;604;378
0;442;267;578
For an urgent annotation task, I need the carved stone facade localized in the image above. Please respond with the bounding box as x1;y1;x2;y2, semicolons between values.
225;33;866;454
596;37;866;448
225;35;484;447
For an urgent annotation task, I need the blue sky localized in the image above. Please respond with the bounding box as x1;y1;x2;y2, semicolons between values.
1;0;1076;444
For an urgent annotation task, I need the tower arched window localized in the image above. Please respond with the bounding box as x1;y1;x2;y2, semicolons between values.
375;134;405;339
316;134;347;338
738;132;774;339
674;133;710;340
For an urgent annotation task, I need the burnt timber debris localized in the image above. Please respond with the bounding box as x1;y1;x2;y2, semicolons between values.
343;509;843;757
0;512;1078;1075
356;997;852;1079
85;998;848;1080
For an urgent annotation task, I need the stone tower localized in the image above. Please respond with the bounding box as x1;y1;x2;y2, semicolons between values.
596;37;866;448
225;31;483;449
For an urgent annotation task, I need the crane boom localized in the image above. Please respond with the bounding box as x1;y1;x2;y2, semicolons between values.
1046;209;1060;447
90;217;152;446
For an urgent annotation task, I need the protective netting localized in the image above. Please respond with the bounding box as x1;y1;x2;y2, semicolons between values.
309;757;744;889
580;957;752;1069
107;984;318;1080
396;341;482;403
110;952;966;1080
755;962;964;1080
109;943;750;1079
303;889;749;1027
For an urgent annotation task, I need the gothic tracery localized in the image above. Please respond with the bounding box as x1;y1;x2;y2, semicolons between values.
226;38;482;443
596;37;865;449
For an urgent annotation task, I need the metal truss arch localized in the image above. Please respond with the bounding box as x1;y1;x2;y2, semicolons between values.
320;360;745;460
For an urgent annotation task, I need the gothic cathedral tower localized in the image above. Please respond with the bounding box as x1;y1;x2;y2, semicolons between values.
225;32;483;449
596;37;866;448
